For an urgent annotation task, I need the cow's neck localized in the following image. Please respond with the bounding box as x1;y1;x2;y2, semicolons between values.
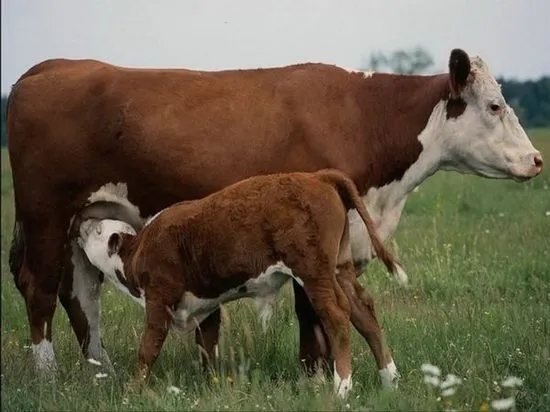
349;74;451;254
353;72;450;193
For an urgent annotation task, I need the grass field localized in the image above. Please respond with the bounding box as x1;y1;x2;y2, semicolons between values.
1;130;549;411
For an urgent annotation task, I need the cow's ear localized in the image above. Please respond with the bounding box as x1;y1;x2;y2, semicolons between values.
107;233;122;256
448;48;471;98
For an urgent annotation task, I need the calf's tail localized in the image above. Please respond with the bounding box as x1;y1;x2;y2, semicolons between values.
318;169;408;284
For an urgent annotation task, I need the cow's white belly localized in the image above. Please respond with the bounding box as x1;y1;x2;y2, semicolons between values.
171;261;302;333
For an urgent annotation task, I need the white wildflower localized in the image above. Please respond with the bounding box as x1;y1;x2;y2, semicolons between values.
441;387;457;397
94;372;108;379
424;375;441;387
545;211;550;216
501;376;523;388
87;358;102;366
491;397;515;411
498;212;505;217
421;363;441;377
440;374;462;389
167;385;182;395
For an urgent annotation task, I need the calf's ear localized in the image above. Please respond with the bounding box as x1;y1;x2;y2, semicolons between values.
448;48;471;98
108;233;122;256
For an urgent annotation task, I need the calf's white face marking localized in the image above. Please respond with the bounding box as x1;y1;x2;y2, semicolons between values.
78;219;145;306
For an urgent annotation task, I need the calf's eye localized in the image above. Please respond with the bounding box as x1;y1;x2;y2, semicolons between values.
489;103;501;112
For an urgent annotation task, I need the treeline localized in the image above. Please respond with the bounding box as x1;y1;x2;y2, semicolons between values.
1;76;549;146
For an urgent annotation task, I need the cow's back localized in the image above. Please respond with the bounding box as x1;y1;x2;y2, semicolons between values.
7;59;366;218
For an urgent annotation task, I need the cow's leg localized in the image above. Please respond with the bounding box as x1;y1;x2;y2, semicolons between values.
58;242;113;372
303;278;352;398
17;219;67;374
337;261;400;389
195;308;221;370
293;280;333;376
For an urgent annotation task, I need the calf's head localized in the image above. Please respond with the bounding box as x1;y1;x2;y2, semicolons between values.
439;49;543;181
77;219;136;277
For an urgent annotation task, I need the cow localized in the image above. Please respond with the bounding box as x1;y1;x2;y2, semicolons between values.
7;48;543;378
73;169;403;398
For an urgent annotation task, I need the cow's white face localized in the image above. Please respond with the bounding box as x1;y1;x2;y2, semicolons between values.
77;219;136;278
440;50;543;181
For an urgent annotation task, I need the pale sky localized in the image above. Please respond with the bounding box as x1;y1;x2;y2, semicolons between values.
2;0;549;94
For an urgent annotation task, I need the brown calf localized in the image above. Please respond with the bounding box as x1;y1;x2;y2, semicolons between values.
76;169;402;397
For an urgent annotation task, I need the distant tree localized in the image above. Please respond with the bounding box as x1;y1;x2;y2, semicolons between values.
364;46;434;75
499;76;550;128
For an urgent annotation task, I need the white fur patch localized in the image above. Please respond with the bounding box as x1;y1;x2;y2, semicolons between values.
32;339;56;372
379;359;400;389
171;261;296;333
340;66;375;78
78;219;145;306
86;182;144;227
333;362;352;398
87;183;139;213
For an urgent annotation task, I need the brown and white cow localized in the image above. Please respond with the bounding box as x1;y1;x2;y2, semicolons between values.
74;169;402;398
7;48;543;375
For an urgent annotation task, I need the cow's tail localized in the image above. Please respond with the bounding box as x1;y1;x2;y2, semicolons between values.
319;169;408;284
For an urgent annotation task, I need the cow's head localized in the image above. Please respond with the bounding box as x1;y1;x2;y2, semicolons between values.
77;219;136;277
439;49;543;181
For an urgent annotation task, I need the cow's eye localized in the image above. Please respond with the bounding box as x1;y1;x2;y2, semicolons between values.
489;103;501;112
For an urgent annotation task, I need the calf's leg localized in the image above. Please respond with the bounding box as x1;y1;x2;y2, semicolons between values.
136;294;179;381
303;279;352;398
337;261;400;389
293;280;333;376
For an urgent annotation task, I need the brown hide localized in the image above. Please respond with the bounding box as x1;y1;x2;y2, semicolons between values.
8;59;451;223
6;56;454;372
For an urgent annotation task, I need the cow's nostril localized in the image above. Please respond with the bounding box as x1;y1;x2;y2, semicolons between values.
534;154;543;168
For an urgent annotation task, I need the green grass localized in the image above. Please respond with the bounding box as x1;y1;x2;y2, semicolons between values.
2;130;550;411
